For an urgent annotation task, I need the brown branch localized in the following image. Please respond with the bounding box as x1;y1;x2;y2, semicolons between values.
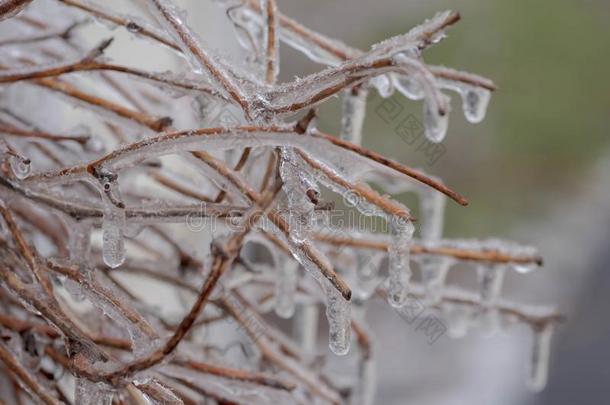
193;150;352;300
264;0;278;85
0;344;60;405
0;56;228;101
150;170;215;203
100;177;283;381
45;260;158;340
220;295;341;404
0;0;33;20
310;128;468;205
0;21;81;46
0;313;131;350
314;233;543;265
297;149;413;220
0;202;54;297
176;360;295;391
0;122;89;145
32;77;172;131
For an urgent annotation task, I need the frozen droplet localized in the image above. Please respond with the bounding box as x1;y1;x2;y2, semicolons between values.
443;304;472;338
477;264;506;306
340;88;368;146
387;218;415;308
418;256;452;305
102;210;125;269
370;75;394;98
513;263;537;274
462;87;491;124
353;357;376;405
395;75;425;100
323;280;351;356
9;155;31;180
527;323;554;392
101;174;126;269
423;93;450;143
418;188;445;242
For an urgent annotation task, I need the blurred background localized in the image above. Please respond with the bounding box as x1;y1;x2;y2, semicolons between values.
4;0;609;403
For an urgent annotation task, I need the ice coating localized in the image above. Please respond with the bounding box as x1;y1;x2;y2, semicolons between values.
0;0;558;402
278;147;317;244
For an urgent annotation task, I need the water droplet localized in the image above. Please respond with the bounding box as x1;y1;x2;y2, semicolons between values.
9;156;30;180
423;93;450;143
527;323;554;391
395;76;425;100
462;87;491;123
324;280;351;356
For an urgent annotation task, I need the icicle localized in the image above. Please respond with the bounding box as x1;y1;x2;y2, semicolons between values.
462;86;491;123
9;155;31;180
387;217;415;308
476;264;506;306
102;209;125;268
475;263;505;336
423;93;450;143
274;257;298;319
353;357;376;405
418;188;446;242
416;181;449;305
100;175;126;269
443;303;472;338
340;87;368;145
323;280;351;355
418;256;453;305
527;323;554;392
